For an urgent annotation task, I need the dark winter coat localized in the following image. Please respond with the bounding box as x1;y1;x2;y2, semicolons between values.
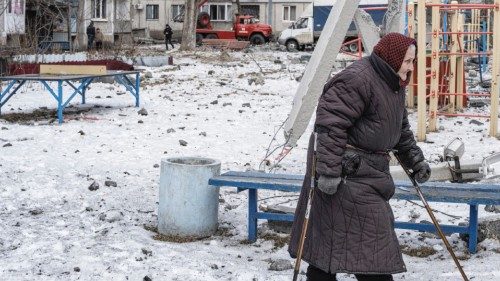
86;25;95;37
288;54;425;274
164;26;173;39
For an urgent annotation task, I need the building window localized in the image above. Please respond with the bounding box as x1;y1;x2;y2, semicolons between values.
172;4;185;19
6;0;24;15
91;0;107;19
146;4;159;20
202;3;232;21
283;6;296;21
241;5;260;19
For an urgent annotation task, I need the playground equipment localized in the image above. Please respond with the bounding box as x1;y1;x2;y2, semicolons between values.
409;0;500;141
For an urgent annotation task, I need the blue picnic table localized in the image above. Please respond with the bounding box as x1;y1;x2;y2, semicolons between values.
0;70;140;123
209;171;500;253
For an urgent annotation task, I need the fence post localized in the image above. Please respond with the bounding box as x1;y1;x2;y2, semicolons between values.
457;13;465;110
417;0;427;141
490;0;500;137
408;0;416;108
448;1;459;113
429;0;441;132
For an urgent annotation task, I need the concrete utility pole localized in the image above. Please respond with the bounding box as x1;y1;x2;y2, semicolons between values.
283;0;361;147
283;0;407;147
354;8;381;54
383;0;406;34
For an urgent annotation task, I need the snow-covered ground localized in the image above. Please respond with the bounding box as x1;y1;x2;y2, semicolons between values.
0;46;499;281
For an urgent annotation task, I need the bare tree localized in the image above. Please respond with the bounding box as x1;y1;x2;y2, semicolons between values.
75;0;86;51
180;0;204;51
235;0;241;14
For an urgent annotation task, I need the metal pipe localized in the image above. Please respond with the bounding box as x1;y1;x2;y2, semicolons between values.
426;3;498;8
394;154;469;281
436;113;490;118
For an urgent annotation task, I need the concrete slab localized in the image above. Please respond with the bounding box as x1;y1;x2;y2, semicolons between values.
382;0;406;34
284;0;361;146
354;8;381;54
390;160;483;182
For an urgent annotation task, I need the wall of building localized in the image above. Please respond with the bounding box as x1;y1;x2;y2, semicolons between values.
0;1;5;45
272;2;309;33
3;0;26;34
115;0;312;42
129;0;186;40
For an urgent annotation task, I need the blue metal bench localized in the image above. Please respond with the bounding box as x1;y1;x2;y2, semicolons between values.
209;171;500;253
0;71;140;124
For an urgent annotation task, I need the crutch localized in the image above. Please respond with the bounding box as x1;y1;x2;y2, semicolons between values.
394;153;469;281
292;132;318;281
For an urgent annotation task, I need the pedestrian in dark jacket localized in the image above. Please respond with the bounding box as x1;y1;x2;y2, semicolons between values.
164;24;174;50
86;22;96;51
288;33;431;281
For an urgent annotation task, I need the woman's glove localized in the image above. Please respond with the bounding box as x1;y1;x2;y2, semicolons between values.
412;161;431;183
317;175;342;195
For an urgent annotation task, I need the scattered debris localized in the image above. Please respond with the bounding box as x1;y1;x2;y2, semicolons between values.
138;108;148;116
470;119;484;126
268;259;293;271
29;208;43;216
141;248;153;257
88;181;100;191
104;180;117;187
247;74;265;86
98;210;124;223
400;245;436;257
485;205;500;213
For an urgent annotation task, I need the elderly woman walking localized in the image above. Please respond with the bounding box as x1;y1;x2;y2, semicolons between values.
288;33;431;281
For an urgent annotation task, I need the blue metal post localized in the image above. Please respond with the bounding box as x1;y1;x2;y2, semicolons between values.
248;189;258;242
0;80;18;115
57;80;63;124
81;79;86;104
135;73;140;107
468;204;479;253
481;20;487;72
478;51;483;83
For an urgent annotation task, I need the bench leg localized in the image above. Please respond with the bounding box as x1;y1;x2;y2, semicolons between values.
57;80;64;124
248;189;258;242
135;72;140;107
468;204;479;253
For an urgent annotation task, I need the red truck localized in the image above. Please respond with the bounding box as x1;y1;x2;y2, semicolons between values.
196;12;273;44
174;1;273;45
